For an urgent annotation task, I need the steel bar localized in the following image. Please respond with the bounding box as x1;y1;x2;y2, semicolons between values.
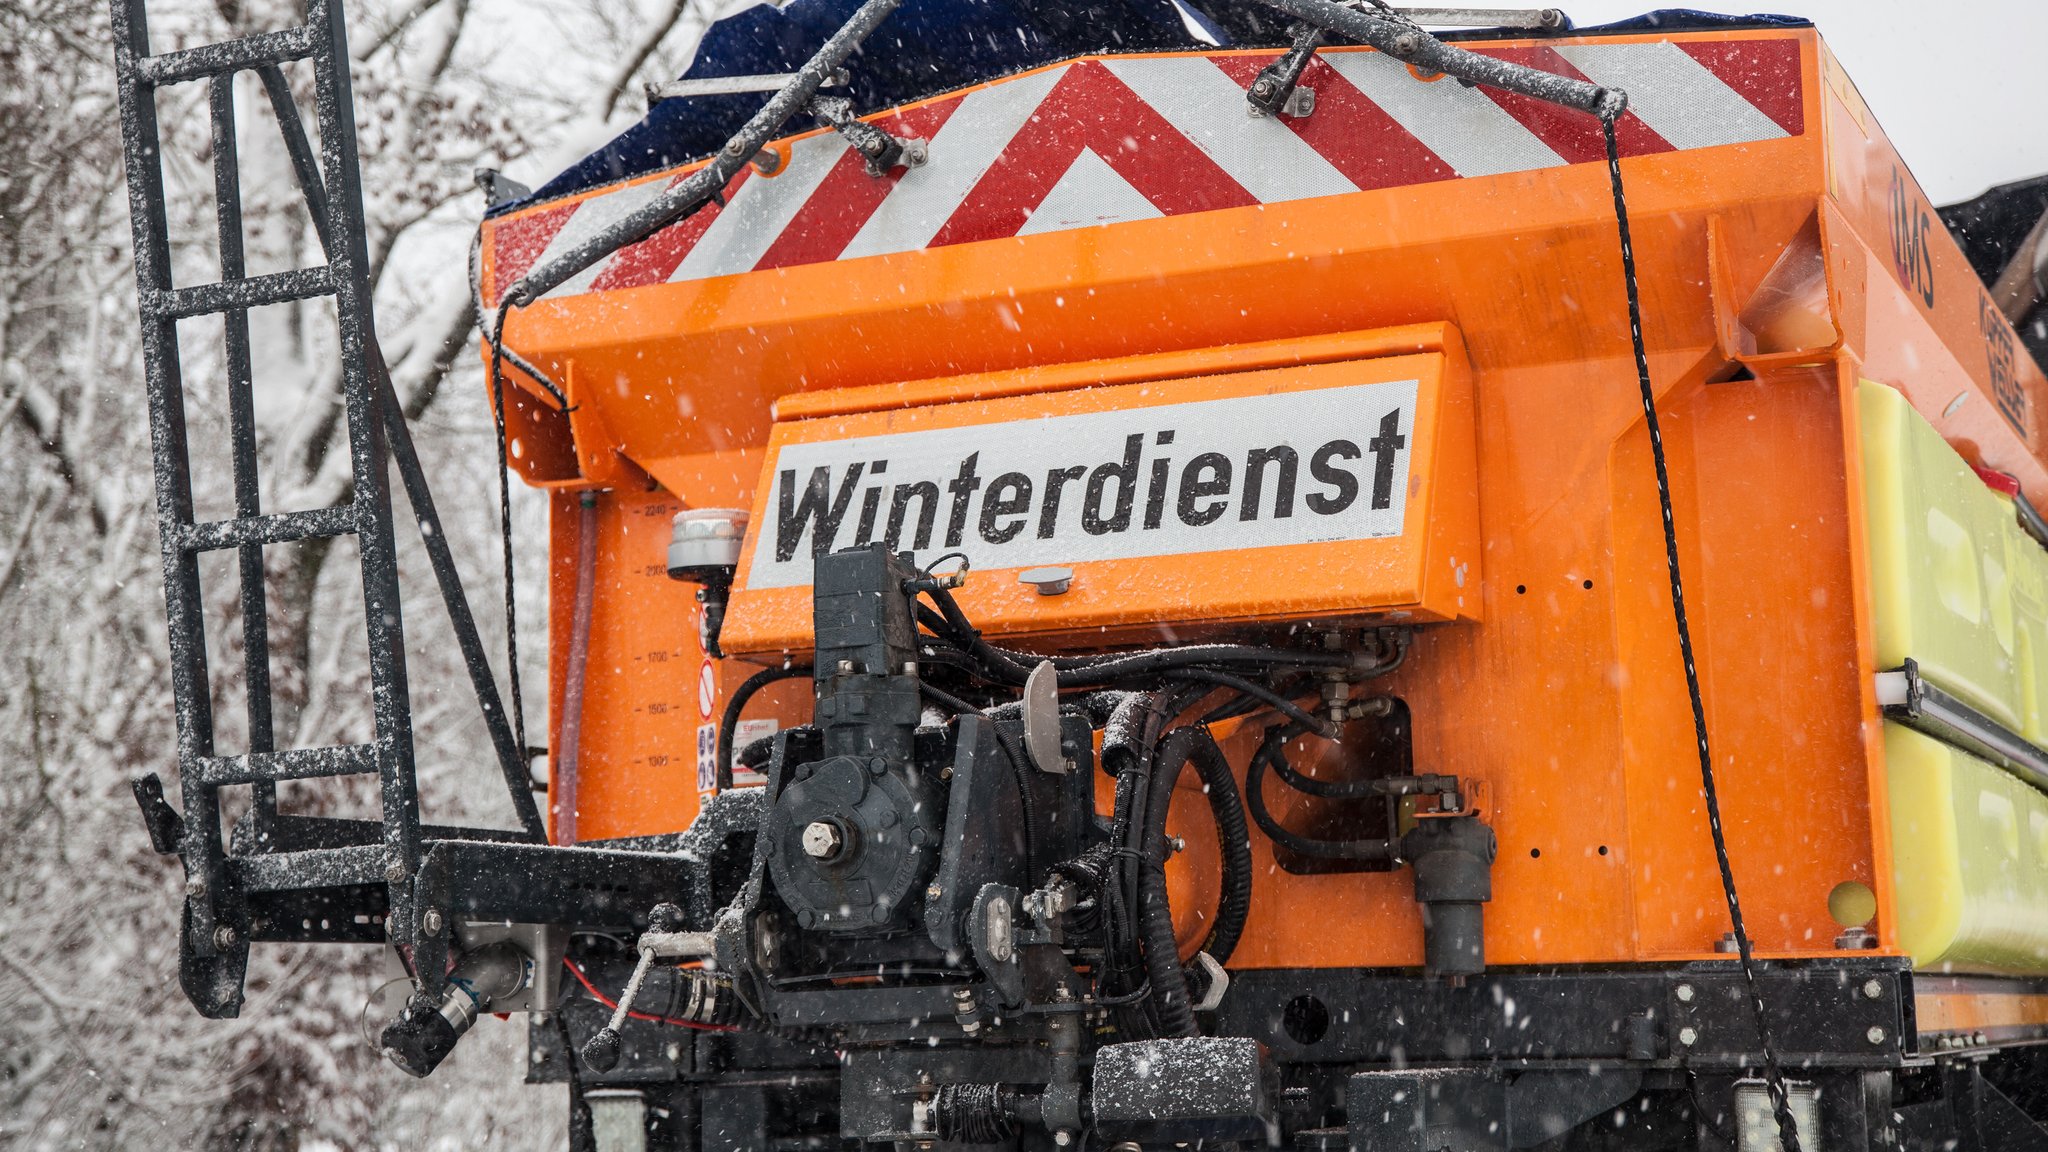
177;505;358;553
371;347;549;842
1877;662;2048;795
231;843;391;891
210;74;282;841
1259;0;1619;116
255;64;335;255
192;743;381;787
149;266;335;319
501;0;902;306
133;25;315;85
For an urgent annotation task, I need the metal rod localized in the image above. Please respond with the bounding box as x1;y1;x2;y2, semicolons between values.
1259;0;1619;117
500;0;902;307
1390;7;1567;29
646;67;849;101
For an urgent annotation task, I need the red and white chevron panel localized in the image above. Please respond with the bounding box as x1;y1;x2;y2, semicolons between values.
489;38;1802;300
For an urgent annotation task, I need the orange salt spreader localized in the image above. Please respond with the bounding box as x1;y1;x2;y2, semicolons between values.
115;0;2048;1146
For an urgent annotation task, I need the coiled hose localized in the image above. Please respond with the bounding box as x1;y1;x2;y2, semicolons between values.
1138;725;1254;1036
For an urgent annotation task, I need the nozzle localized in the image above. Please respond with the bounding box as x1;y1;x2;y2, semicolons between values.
373;941;535;1078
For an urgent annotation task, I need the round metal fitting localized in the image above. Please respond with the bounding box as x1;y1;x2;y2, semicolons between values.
1863;979;1884;1000
1868;1026;1887;1045
1017;565;1074;595
213;924;238;950
1674;983;1695;1003
801;820;845;860
421;908;444;935
1677;1026;1699;1047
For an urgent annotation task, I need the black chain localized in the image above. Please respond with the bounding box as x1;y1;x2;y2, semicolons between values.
1600;112;1802;1152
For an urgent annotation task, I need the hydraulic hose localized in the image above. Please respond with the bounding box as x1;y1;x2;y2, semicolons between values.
1245;722;1397;862
717;663;810;790
1146;726;1253;966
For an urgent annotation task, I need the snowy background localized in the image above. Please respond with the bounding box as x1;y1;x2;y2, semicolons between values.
0;0;2041;1148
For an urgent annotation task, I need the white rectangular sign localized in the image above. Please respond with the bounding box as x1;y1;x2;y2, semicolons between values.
746;379;1419;589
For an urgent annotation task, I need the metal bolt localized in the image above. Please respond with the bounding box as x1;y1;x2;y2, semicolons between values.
927;884;944;901
1862;979;1884;1000
1054;1132;1074;1148
421;908;444;934
1674;983;1695;1003
1867;1026;1887;1045
802;821;844;860
213;924;237;950
1677;1026;1699;1047
1252;77;1274;97
384;861;409;883
1392;32;1421;55
185;877;207;899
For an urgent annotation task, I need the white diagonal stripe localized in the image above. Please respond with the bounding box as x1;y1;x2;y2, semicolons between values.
1100;56;1355;204
1554;42;1786;150
1321;49;1564;177
1017;147;1166;235
838;65;1069;262
531;175;676;299
672;133;849;281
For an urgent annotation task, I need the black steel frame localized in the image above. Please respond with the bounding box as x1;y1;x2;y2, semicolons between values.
111;0;549;1016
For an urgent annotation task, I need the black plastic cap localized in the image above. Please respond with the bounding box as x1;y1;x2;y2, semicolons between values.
379;1003;461;1078
582;1027;623;1073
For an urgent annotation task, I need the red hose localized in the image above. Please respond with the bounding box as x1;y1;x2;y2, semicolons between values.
561;959;738;1032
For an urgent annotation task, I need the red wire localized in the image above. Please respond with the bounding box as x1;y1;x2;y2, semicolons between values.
562;958;739;1032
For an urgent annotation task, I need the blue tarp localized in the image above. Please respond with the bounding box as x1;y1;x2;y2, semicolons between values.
499;3;1810;215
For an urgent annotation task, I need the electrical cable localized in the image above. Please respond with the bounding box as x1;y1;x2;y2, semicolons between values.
1601;112;1801;1152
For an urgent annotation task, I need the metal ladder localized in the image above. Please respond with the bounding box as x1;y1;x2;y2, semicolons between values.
111;0;546;1017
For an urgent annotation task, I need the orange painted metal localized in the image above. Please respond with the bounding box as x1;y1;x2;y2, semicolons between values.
497;26;2048;970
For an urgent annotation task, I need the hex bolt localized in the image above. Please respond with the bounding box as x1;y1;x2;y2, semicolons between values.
384;861;409;883
1677;1026;1699;1047
185;877;208;899
421;908;444;935
1863;979;1884;1000
1054;1132;1074;1148
927;884;944;901
1674;983;1695;1003
803;821;845;859
1867;1026;1887;1045
213;924;238;950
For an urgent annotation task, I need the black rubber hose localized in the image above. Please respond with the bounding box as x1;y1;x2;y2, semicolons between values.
1136;728;1211;1036
717;664;810;791
1245;723;1397;862
1146;725;1254;966
1166;667;1332;736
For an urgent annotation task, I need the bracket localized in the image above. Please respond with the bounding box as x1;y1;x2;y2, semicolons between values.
1248;23;1323;119
809;95;929;176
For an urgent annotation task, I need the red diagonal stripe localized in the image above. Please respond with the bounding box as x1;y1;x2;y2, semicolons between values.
930;59;1257;249
1680;38;1804;136
1471;46;1673;163
489;201;578;298
1210;53;1456;192
588;169;750;292
755;99;963;272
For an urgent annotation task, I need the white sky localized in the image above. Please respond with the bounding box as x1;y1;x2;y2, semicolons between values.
1556;0;2047;204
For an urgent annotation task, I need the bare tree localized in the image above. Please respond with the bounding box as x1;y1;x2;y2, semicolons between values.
0;0;725;1145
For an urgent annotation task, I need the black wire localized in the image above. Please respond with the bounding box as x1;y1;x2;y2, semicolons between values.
1242;723;1396;860
1603;113;1800;1152
485;316;529;769
719;663;811;790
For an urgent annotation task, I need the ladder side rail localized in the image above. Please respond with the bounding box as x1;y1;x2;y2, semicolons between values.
110;0;247;1017
303;0;424;926
208;75;281;848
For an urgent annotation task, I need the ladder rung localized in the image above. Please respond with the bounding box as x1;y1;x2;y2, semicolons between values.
230;843;390;892
193;743;379;786
179;505;358;553
151;266;334;320
133;26;317;87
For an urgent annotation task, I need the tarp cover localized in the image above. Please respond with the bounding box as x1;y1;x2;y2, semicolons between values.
501;3;1807;215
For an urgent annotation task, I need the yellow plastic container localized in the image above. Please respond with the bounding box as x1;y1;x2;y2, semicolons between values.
2003;498;2048;747
1859;380;2022;730
1885;722;2048;972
